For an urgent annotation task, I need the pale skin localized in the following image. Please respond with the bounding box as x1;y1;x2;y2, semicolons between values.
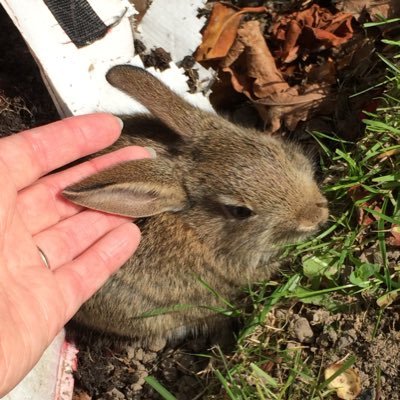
0;113;150;396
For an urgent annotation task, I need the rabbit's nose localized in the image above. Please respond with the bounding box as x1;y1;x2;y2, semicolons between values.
297;200;329;233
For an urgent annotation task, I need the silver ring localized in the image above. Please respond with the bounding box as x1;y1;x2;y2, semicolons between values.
37;247;50;269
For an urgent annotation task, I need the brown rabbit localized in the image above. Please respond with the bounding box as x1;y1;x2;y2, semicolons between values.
63;65;329;344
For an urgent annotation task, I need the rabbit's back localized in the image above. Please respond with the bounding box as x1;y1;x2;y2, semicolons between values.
74;210;275;342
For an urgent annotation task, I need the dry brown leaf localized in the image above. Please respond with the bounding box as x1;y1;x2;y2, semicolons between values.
388;224;400;247
272;4;354;63
255;83;331;133
221;20;288;99
325;363;361;400
195;3;267;61
336;0;400;20
221;20;329;133
377;289;400;307
376;148;400;159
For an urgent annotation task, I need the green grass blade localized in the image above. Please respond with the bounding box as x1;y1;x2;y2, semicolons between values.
144;376;177;400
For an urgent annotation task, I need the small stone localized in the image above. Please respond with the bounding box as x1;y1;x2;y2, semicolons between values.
104;388;125;400
312;309;330;324
135;348;144;361
337;333;356;349
130;374;147;392
126;346;136;360
135;361;146;371
291;317;314;343
148;337;167;353
326;328;338;343
130;381;144;392
143;351;157;364
275;309;288;320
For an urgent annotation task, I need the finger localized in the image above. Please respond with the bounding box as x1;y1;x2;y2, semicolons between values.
17;146;150;235
34;210;132;270
54;222;140;320
0;113;122;190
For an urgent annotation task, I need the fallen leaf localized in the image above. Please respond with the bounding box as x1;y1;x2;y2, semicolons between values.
221;20;288;98
325;363;361;400
195;3;268;61
254;83;331;132
376;148;400;160
272;4;354;63
388;224;400;246
377;289;400;307
220;20;330;133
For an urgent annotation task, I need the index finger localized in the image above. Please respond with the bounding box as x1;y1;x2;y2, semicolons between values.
0;113;122;190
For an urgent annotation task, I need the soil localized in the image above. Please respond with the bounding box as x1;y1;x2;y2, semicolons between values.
265;298;400;400
68;291;400;400
0;7;57;135
1;3;399;400
67;325;224;400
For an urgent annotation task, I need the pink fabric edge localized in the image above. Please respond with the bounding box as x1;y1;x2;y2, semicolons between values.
54;341;79;400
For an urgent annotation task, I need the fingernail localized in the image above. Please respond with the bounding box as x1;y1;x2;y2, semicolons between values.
144;146;157;158
115;117;124;130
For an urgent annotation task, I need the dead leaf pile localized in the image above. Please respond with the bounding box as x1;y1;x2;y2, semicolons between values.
221;20;331;133
196;3;351;133
272;4;354;64
195;1;397;134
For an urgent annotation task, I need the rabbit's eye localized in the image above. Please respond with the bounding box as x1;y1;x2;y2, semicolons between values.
223;205;254;220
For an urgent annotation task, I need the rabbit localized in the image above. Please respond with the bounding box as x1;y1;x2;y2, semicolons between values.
63;65;329;345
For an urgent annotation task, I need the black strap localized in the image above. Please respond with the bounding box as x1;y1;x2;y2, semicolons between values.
43;0;108;48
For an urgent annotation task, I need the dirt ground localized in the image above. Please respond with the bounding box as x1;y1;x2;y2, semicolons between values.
1;4;399;400
68;292;400;400
0;8;57;135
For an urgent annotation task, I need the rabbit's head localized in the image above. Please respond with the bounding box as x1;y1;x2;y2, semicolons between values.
63;66;328;269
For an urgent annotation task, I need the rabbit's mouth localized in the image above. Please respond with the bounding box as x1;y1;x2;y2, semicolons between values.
272;223;325;245
296;221;326;236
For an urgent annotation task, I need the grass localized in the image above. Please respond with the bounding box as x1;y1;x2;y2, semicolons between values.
145;21;400;400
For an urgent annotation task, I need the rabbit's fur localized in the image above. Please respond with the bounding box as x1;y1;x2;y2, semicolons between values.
64;66;329;344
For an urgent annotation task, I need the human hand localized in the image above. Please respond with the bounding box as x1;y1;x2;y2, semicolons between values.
0;114;150;396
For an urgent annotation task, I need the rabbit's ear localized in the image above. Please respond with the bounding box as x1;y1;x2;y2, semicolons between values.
62;158;188;218
106;65;210;138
